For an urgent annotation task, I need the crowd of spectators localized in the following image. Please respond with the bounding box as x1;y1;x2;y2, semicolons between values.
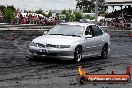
99;18;131;28
104;5;132;27
0;12;62;25
12;12;61;25
106;5;132;18
110;18;131;27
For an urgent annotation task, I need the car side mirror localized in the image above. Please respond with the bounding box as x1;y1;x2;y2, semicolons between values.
43;30;48;35
85;35;92;38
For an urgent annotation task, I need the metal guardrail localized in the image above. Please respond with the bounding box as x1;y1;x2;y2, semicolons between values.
0;24;54;28
0;24;54;30
0;24;132;32
0;25;132;37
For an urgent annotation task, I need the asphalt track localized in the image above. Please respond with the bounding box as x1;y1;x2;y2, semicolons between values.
0;30;132;88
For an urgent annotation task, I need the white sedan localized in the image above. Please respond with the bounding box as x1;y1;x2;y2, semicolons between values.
29;22;110;62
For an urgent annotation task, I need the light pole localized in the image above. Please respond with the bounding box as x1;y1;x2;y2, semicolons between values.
95;0;99;25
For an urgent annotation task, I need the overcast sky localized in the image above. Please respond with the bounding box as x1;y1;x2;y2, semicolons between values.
0;0;122;13
0;0;77;11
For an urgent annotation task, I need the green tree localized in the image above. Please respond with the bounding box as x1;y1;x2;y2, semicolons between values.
0;5;6;14
67;10;75;22
35;9;48;17
76;0;107;14
76;0;95;13
61;9;67;14
98;0;108;15
42;12;48;17
35;9;43;14
47;11;52;17
61;9;75;22
85;15;95;20
69;14;75;21
7;5;16;12
3;8;15;23
65;10;71;22
74;12;82;21
61;10;67;21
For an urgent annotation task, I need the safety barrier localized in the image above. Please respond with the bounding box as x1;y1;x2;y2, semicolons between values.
0;25;132;37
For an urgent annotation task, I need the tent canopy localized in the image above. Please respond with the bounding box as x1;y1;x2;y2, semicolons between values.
104;0;132;6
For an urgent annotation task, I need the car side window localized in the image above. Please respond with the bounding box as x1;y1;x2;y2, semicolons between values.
91;25;103;37
85;26;92;35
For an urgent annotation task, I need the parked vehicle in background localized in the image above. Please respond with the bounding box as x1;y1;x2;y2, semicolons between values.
29;22;110;62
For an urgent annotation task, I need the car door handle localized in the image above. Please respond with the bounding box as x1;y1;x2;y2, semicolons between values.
99;45;102;47
92;46;96;48
86;47;91;49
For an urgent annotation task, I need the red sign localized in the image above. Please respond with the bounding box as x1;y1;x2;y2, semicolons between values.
76;65;131;84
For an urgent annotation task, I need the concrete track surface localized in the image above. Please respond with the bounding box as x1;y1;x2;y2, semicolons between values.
0;30;132;88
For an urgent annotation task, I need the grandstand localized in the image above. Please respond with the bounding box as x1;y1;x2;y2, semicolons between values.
104;0;132;6
103;0;132;27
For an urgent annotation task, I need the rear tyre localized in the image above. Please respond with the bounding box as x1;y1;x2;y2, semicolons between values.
74;46;82;62
101;44;108;59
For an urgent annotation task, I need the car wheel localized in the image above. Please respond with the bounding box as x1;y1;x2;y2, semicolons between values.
101;44;108;59
74;46;82;62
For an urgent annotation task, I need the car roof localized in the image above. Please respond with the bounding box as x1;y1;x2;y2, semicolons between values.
60;22;95;27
